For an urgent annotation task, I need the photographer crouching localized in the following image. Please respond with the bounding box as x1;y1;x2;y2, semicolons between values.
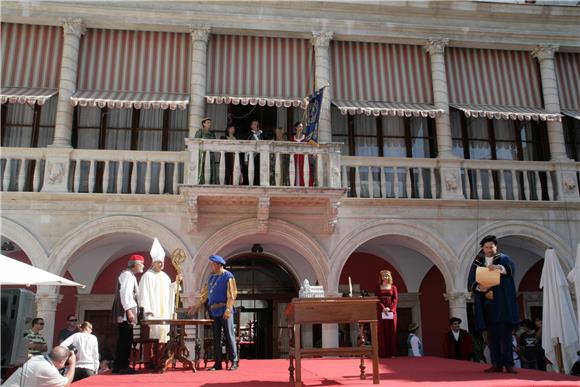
3;346;76;387
60;321;99;382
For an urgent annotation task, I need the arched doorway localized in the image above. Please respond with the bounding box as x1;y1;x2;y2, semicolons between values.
228;253;299;359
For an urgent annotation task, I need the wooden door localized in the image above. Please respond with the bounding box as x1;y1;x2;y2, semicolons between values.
84;310;117;363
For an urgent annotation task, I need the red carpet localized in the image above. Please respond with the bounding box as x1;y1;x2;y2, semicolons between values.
74;357;579;387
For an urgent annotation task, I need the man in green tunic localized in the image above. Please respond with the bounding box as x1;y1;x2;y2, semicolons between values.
194;117;218;184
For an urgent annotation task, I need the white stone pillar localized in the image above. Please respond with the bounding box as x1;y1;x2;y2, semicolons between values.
425;38;454;159
51;18;85;148
532;45;570;162
321;323;339;349
35;290;63;349
444;292;471;331
189;26;210;138
311;31;333;144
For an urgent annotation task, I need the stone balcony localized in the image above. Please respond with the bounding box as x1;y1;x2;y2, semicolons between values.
1;141;579;205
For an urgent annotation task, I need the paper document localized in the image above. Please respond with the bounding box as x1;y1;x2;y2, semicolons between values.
476;266;500;288
381;311;394;320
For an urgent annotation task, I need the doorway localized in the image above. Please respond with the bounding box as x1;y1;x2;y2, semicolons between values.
228;254;298;359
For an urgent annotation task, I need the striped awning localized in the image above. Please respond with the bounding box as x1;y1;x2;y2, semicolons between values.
206;95;306;108
331;41;433;103
0;87;57;105
447;48;543;108
1;23;63;89
562;110;580;120
451;104;561;122
206;35;313;104
70;90;188;110
77;29;189;101
555;53;580;111
333;100;443;118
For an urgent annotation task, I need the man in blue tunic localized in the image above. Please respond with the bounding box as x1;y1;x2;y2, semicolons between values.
191;255;239;371
468;235;519;374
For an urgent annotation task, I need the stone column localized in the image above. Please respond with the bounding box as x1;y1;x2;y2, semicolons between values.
444;292;471;331
35;290;63;349
51;18;85;148
532;45;570;162
311;31;333;144
321;290;340;348
189;26;210;138
425;38;453;159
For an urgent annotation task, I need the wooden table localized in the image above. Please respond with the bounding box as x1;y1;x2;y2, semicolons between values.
140;318;213;373
285;297;379;387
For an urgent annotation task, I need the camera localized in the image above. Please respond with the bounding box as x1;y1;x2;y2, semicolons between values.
67;344;78;355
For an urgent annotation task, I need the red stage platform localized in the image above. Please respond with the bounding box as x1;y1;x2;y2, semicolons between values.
74;357;579;387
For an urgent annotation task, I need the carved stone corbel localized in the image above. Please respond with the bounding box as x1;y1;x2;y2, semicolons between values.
187;194;199;233
326;198;341;233
257;197;270;234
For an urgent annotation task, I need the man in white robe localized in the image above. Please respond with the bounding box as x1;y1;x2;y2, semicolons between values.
138;238;180;344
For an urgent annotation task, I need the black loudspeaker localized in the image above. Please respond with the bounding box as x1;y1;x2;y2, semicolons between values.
1;288;35;366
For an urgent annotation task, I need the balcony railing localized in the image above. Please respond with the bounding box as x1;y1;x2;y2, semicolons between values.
1;145;579;202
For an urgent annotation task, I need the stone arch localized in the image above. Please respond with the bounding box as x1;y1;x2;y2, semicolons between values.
456;221;573;287
47;215;191;276
0;217;49;268
185;219;328;294
328;220;457;293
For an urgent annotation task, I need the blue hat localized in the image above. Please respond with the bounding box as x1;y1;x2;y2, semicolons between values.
209;255;226;265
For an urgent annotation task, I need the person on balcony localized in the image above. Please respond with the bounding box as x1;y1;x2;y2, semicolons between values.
468;235;519;374
195;117;218;184
292;122;314;187
271;127;289;186
375;269;398;358
189;255;239;371
220;124;238;185
244;120;266;185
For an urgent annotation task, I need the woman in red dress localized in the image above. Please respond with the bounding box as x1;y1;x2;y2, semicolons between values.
292;122;314;187
375;269;398;357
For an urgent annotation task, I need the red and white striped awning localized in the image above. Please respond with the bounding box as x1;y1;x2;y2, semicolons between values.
206;95;306;108
555;52;580;111
562;110;580;121
333;100;443;118
75;28;189;109
446;48;543;108
331;41;433;103
1;23;63;90
71;90;188;110
0;87;57;105
451;104;561;122
206;35;313;105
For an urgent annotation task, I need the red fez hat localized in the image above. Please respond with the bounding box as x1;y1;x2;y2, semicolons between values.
128;254;145;267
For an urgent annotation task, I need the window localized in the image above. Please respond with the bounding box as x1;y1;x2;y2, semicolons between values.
1;98;57;147
450;110;549;161
564;116;580;161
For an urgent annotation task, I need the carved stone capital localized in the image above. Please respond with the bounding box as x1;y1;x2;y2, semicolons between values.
190;26;211;43
425;38;449;55
187;194;199;233
36;293;63;312
62;18;86;37
443;292;471;305
311;31;333;48
257;197;270;234
531;44;559;62
326;198;341;233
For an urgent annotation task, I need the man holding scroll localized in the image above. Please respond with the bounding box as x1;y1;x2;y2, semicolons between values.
468;235;519;374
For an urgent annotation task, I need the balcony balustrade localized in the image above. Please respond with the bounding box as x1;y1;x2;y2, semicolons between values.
1;142;579;203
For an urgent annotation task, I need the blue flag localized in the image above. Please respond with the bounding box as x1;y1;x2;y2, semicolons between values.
304;87;325;145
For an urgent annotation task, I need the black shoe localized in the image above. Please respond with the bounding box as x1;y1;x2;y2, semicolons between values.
484;365;503;373
207;366;222;371
118;368;136;375
111;369;120;374
504;366;517;374
229;361;239;370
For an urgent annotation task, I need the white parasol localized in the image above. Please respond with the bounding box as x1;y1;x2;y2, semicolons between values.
0;254;85;287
